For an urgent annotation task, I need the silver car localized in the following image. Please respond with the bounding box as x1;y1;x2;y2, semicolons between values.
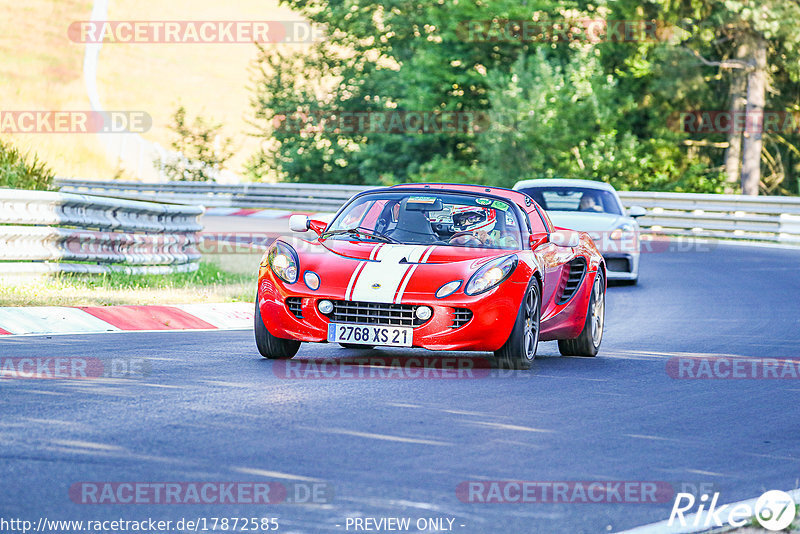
513;179;645;284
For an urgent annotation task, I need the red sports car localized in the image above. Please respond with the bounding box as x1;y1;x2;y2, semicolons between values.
255;183;606;369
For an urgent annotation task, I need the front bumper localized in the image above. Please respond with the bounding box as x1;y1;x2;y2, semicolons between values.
602;252;639;281
257;272;525;352
590;234;640;281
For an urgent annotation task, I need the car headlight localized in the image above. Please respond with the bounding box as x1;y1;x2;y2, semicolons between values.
304;271;320;290
610;223;636;241
268;241;299;284
435;280;462;299
465;255;517;296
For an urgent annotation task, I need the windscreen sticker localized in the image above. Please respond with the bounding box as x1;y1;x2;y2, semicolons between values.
408;196;437;204
475;198;491;205
491;200;509;211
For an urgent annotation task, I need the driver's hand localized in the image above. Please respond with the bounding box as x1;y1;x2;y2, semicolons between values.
475;230;495;245
450;233;480;246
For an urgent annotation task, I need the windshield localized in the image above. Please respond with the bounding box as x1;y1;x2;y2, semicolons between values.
518;186;622;215
325;191;524;250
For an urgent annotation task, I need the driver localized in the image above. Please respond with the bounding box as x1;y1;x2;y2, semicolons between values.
450;207;498;246
579;192;602;212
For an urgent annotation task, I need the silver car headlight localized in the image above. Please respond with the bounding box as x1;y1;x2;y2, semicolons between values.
610;223;636;241
268;241;299;284
465;255;517;296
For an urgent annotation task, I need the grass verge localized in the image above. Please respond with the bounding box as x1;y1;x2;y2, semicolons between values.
0;261;254;307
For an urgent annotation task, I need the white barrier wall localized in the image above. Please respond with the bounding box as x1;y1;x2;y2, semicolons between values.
0;189;204;275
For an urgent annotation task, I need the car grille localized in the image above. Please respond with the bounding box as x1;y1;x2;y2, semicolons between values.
606;257;631;273
451;308;472;328
557;258;586;305
286;297;303;318
330;300;427;327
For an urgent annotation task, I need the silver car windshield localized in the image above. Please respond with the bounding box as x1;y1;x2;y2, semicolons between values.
519;186;623;215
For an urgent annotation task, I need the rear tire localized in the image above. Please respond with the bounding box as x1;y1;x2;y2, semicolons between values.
494;280;540;370
339;343;374;350
558;270;605;357
254;297;301;359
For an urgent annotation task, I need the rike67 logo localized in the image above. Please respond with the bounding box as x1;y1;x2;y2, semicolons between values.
669;490;796;531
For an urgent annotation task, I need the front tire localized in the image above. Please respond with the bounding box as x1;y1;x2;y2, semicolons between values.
254;297;301;359
558;270;605;357
494;280;541;370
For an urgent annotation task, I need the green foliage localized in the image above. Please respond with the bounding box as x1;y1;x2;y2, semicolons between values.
246;0;799;194
607;0;800;194
477;48;633;188
0;138;54;190
158;106;234;182
403;154;487;186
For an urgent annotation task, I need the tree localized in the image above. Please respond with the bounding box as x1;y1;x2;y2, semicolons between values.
247;0;799;195
0;138;54;190
632;0;800;194
247;0;573;184
157;106;235;182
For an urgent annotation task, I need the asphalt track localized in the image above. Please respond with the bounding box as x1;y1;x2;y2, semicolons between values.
2;243;800;534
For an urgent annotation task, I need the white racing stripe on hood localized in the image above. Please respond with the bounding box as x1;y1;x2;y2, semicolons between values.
343;244;382;300
393;245;437;303
350;244;432;303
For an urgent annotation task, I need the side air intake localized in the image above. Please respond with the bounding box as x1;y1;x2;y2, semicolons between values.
557;258;587;305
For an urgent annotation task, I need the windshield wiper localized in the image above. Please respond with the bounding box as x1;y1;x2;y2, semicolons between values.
321;227;399;243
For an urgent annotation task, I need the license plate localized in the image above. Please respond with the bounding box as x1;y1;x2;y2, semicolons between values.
327;323;413;347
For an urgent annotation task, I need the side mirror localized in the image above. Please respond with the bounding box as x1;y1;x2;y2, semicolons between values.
289;214;310;233
628;206;646;218
308;219;327;236
550;229;581;248
530;234;549;249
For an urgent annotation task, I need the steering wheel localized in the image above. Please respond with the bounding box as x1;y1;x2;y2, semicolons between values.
449;231;481;246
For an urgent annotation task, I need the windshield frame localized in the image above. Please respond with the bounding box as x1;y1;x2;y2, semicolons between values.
325;187;531;251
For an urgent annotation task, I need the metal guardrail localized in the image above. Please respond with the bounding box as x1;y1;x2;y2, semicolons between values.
55;179;800;246
0;189;204;275
57;178;369;211
617;191;800;244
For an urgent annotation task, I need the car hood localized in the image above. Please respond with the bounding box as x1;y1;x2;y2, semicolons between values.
292;239;515;303
546;211;629;232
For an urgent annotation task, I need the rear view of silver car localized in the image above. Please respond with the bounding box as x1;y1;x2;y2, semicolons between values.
513;179;645;284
